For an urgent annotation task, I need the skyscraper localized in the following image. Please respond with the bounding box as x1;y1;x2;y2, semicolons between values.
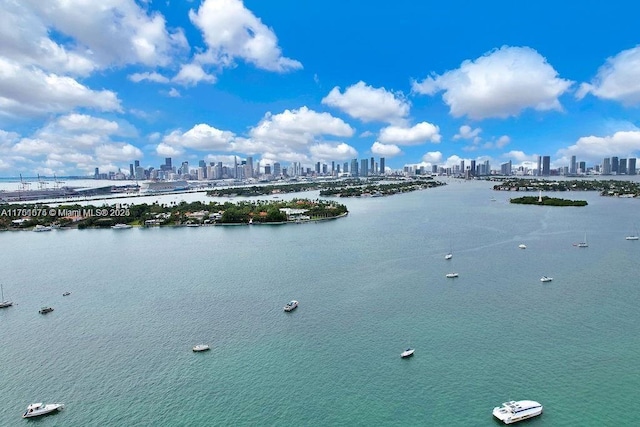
570;155;577;174
603;157;611;175
351;159;358;177
629;158;637;175
470;160;476;176
273;162;281;176
537;156;542;176
360;159;368;177
380;157;385;175
542;156;550;176
246;156;254;178
619;158;627;175
611;156;619;174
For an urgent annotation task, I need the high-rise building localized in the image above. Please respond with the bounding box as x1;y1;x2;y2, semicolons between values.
361;158;368;177
351;159;359;177
246;157;253;178
344;162;349;173
129;163;134;177
165;157;172;168
611;156;619;174
542;156;551;176
537;156;542;176
470;160;476;176
578;161;586;174
603;157;611;175
94;167;99;179
264;164;271;175
619;158;627;175
629;158;637;175
570;155;577;174
380;157;385;175
370;157;375;174
134;160;140;168
273;162;281;176
316;162;321;174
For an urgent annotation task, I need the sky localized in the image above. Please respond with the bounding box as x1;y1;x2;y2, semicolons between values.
1;0;640;177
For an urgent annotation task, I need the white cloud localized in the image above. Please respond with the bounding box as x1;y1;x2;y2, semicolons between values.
156;142;184;157
168;88;181;98
322;81;410;124
412;46;573;119
0;58;121;118
129;72;170;83
556;131;640;165
173;63;217;86
22;0;188;69
453;125;482;140
250;106;354;148
188;0;302;73
495;135;511;148
162;124;237;151
95;143;143;161
371;141;401;157
378;122;441;145
309;142;357;161
577;45;640;105
504;150;537;162
421;151;443;164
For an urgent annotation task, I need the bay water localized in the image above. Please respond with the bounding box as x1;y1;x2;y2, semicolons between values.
1;179;639;426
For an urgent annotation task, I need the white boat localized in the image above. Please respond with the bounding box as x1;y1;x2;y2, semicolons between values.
111;223;132;229
0;284;13;308
540;276;553;282
33;224;52;232
518;244;526;249
492;400;543;424
446;273;459;278
445;252;453;260
192;344;210;352
22;402;64;418
626;235;639;240
283;300;298;312
62;291;71;296
39;306;54;314
400;348;415;358
576;232;588;247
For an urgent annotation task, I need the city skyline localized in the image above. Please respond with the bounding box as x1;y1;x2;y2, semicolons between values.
1;1;640;177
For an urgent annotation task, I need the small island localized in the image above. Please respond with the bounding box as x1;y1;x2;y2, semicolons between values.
0;199;348;230
509;196;587;206
494;178;639;197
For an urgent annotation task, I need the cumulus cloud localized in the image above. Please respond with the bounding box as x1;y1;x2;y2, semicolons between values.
188;0;301;77
371;141;401;157
378;122;441;145
577;45;640;105
0;58;121;118
21;0;188;69
162;124;237;151
503;150;537;162
173;63;217;86
322;81;410;124
412;46;573;119
309;142;357;161
156;142;184;157
250;106;354;147
453;125;482;141
168;88;181;98
421;151;443;164
1;114;143;174
556;131;640;165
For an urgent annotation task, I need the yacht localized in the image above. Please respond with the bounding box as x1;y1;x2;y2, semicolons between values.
625;235;639;240
283;300;298;312
540;276;553;282
518;244;526;249
22;402;64;418
33;224;52;232
445;252;453;260
446;273;459;278
62;292;71;296
576;232;588;247
400;348;415;358
192;344;210;352
111;223;132;229
39;306;54;314
492;400;543;424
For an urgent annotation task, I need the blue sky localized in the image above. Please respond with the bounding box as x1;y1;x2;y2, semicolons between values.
1;0;640;177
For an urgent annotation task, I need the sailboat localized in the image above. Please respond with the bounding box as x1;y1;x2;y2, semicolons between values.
0;284;13;308
576;232;588;248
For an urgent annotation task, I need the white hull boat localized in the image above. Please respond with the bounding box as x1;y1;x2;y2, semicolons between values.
192;344;210;352
400;348;415;358
22;403;64;418
446;273;459;278
493;400;542;424
283;300;298;312
540;276;553;282
518;244;526;249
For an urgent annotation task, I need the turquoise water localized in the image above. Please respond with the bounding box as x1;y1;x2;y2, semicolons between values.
1;180;639;426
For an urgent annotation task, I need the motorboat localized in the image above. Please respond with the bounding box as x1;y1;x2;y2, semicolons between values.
445;253;453;260
62;292;71;296
518;244;526;249
192;344;210;352
626;235;639;240
540;276;553;282
39;306;54;314
283;300;298;312
400;348;415;358
446;273;459;278
492;400;543;424
22;402;64;418
111;223;132;229
33;225;52;232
